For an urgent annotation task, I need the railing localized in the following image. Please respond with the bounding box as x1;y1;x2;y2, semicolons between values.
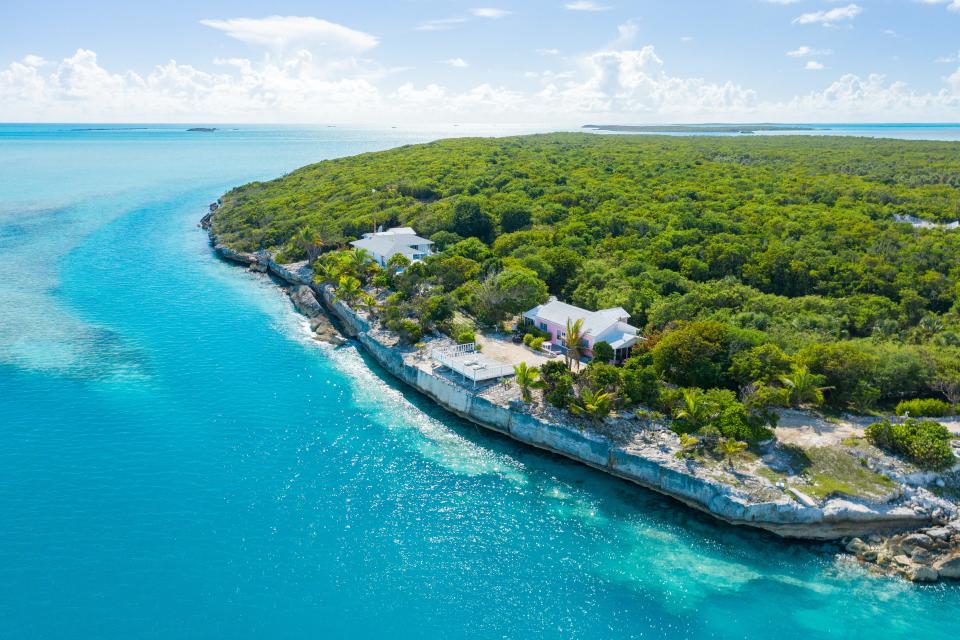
431;343;515;386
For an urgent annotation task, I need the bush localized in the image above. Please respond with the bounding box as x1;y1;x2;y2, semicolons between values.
388;319;423;344
591;341;614;363
530;337;545;351
545;375;574;409
621;365;660;406
456;330;476;344
866;418;956;470
580;362;622;394
522;333;534;346
540;360;569;386
895;398;954;418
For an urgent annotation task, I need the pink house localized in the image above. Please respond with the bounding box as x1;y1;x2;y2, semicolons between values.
522;298;641;363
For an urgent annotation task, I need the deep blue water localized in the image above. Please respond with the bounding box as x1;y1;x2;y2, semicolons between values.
1;124;958;639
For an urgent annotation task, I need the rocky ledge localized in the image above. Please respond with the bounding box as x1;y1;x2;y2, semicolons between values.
846;520;960;582
203;219;960;581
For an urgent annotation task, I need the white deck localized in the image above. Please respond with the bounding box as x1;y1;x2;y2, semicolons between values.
431;343;515;387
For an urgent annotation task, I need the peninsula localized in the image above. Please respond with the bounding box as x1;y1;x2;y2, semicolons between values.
206;133;960;581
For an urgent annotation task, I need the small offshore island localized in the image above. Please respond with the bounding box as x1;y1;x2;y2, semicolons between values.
206;133;960;582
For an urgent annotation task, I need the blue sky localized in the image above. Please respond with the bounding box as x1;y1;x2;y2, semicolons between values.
1;0;959;123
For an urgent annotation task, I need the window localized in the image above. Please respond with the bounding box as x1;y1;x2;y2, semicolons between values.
539;322;547;331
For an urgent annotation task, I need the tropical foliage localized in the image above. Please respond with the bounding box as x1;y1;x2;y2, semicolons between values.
213;133;960;414
865;418;956;470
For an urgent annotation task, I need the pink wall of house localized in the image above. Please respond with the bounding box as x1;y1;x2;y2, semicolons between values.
529;318;595;355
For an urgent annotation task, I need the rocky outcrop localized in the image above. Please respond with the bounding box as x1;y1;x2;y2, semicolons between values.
845;519;960;582
289;285;323;318
213;243;256;265
315;283;944;542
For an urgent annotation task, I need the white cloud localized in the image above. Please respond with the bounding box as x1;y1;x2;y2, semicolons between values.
764;0;801;4
680;36;694;43
22;54;47;67
935;52;959;63
914;0;960;12
793;4;862;26
416;18;467;31
444;58;469;68
805;60;824;70
3;21;960;125
787;46;833;57
536;48;561;55
470;8;512;18
564;1;612;11
199;16;377;53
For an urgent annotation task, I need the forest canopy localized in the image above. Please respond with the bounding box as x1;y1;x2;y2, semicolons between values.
212;133;960;412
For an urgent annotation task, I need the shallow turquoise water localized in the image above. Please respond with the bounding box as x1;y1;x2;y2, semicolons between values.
0;124;957;639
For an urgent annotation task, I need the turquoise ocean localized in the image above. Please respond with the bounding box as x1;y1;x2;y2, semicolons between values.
1;123;958;639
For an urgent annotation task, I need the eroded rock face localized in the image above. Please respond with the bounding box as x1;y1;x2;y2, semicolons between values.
289;285;322;318
934;555;960;579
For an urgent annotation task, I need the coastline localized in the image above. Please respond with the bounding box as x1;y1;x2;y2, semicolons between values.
202;218;952;535
202;207;960;581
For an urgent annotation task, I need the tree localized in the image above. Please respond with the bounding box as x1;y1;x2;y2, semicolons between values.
293;226;323;262
451;198;495;243
729;343;793;386
621;364;660;406
545;374;574;409
348;248;374;278
335;275;362;304
591;341;614;363
472;268;548;325
498;203;532;233
564;318;586;371
672;388;719;431
513;362;542;403
652;321;737;389
569;389;615;424
719;438;748;471
779;365;829;408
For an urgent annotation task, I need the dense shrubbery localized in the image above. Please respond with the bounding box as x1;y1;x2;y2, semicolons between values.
216;133;960;414
865;418;956;470
895;398;955;417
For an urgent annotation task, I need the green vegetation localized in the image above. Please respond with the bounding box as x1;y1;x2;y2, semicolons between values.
895;398;954;417
513;362;542;403
866;418;957;470
214;133;960;419
798;446;896;500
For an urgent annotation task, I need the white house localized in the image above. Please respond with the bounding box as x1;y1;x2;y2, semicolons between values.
349;227;434;267
523;298;641;362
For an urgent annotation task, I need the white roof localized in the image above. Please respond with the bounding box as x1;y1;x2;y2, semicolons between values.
350;227;433;257
360;226;432;242
523;300;634;339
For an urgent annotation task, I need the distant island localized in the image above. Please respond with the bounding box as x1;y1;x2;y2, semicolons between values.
583;124;819;133
187;127;217;132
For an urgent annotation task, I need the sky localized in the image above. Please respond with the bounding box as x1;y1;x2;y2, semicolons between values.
1;0;959;124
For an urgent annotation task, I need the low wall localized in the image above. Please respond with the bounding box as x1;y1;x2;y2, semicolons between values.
315;283;931;540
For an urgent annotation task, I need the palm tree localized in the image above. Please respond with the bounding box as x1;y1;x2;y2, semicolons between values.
677;433;700;457
569;388;615;424
349;248;373;278
779;365;830;407
513;362;542;403
672;389;719;430
720;438;748;471
335;275;362;304
294;226;323;262
564;318;585;371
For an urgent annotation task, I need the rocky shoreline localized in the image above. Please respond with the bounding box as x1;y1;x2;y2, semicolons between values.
201;207;960;582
